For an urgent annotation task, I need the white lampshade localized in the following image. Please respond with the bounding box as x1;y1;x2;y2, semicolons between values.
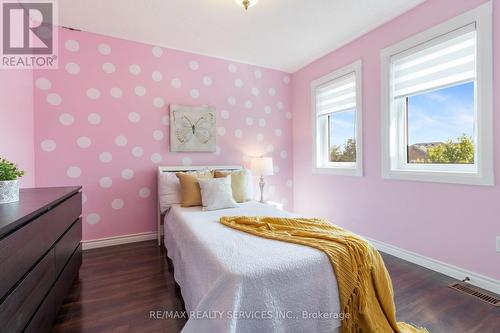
251;157;274;176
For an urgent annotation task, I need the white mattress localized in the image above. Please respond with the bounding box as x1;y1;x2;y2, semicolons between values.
164;202;341;333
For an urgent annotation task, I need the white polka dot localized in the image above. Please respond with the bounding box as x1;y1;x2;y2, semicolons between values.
266;144;275;153
111;199;124;210
274;165;280;173
82;193;87;204
264;105;272;114
244;100;252;109
110;87;123;98
65;62;80;75
67;166;81;178
182;157;192;166
234;129;243;138
99;177;112;188
277;101;284;110
87;113;102;125
128;112;141;123
102;62;115;73
132;146;144;157
129;64;141;75
35;77;51;90
99;152;112;163
227;96;236;105
115;135;127;146
86;88;100;100
152;71;163;82
46;93;62;106
258;119;266;127
189;60;199;70
171;78;182;88
214;145;222;156
59;113;74;125
139;187;151;198
65;39;79;52
228;64;237;73
245;117;254;126
161;115;169;126
152;46;163;57
274;128;282;137
190;89;200;99
286;112;292;120
121;168;134;180
256;133;264;142
234;78;244;88
251;87;260;96
280;150;288;159
283;76;291;84
268;87;276;96
86;213;100;225
151;153;162;164
217;127;226;136
220;110;229;119
203;76;213;86
286;179;293;188
98;43;111;55
40;139;56;152
134;86;146;96
153;97;165;108
77;136;91;148
254;70;262;79
153;130;164;141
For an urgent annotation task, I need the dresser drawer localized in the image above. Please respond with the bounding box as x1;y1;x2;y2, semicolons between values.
0;248;55;333
55;218;82;276
0;192;81;299
23;287;55;333
55;244;82;311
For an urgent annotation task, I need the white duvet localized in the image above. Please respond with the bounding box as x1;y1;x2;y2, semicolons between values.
164;202;341;333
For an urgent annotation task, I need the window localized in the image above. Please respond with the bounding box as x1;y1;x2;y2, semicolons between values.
312;60;362;176
380;2;493;185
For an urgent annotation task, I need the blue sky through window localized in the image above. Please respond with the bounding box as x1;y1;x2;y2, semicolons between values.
407;82;474;145
329;109;356;151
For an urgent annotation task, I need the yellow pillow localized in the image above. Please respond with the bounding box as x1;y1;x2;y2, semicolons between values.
176;171;214;207
215;169;252;203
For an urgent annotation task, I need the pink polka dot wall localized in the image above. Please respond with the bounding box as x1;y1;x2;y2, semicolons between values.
34;28;293;241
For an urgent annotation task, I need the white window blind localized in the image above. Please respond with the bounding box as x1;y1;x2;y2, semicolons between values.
316;72;356;116
391;24;476;98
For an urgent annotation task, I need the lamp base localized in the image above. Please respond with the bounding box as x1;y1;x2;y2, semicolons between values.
259;176;265;203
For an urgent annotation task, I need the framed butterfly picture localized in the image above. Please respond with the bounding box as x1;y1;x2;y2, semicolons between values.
169;104;216;152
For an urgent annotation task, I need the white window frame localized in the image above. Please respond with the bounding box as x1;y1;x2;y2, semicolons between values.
311;60;363;176
380;2;493;186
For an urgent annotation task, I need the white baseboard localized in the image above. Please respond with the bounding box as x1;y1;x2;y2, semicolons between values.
82;232;158;250
367;237;500;295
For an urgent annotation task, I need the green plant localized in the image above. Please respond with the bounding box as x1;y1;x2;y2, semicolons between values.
0;158;25;181
427;134;474;164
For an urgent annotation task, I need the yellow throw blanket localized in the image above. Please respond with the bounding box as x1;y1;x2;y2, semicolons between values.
220;216;429;333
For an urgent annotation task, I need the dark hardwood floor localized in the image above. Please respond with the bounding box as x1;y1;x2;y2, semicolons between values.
52;240;499;333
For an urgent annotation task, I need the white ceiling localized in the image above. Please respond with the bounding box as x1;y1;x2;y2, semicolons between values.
58;0;424;73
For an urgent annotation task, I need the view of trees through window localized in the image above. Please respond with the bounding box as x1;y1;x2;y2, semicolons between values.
406;82;475;164
328;109;356;162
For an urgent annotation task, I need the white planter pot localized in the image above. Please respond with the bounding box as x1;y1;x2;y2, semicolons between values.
0;180;19;204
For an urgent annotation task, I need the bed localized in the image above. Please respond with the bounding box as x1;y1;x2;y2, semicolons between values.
158;166;342;333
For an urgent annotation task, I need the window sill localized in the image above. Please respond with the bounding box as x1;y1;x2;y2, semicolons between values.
382;168;494;186
313;165;363;177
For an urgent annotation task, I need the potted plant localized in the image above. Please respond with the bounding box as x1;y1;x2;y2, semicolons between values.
0;158;25;204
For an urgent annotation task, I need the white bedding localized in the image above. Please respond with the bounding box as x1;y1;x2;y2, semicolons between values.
164;202;341;333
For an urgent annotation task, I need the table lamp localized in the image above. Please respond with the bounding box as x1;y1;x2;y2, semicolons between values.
250;157;274;203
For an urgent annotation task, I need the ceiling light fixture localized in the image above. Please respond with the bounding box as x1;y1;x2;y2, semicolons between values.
235;0;258;11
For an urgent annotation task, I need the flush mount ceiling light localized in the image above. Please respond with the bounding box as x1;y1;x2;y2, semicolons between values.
235;0;258;11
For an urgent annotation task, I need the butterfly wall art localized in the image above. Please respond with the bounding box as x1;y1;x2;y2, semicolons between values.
169;104;216;152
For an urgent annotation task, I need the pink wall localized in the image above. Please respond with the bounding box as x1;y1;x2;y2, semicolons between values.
292;0;500;280
0;70;35;187
34;28;293;241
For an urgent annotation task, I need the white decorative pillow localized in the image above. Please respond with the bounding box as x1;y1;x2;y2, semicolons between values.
158;168;214;212
198;176;238;211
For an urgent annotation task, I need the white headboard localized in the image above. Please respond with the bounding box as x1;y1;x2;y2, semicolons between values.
156;165;242;245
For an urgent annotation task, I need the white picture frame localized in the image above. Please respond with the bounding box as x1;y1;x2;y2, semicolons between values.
169;104;216;152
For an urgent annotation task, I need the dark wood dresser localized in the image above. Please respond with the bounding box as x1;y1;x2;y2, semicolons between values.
0;187;82;333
